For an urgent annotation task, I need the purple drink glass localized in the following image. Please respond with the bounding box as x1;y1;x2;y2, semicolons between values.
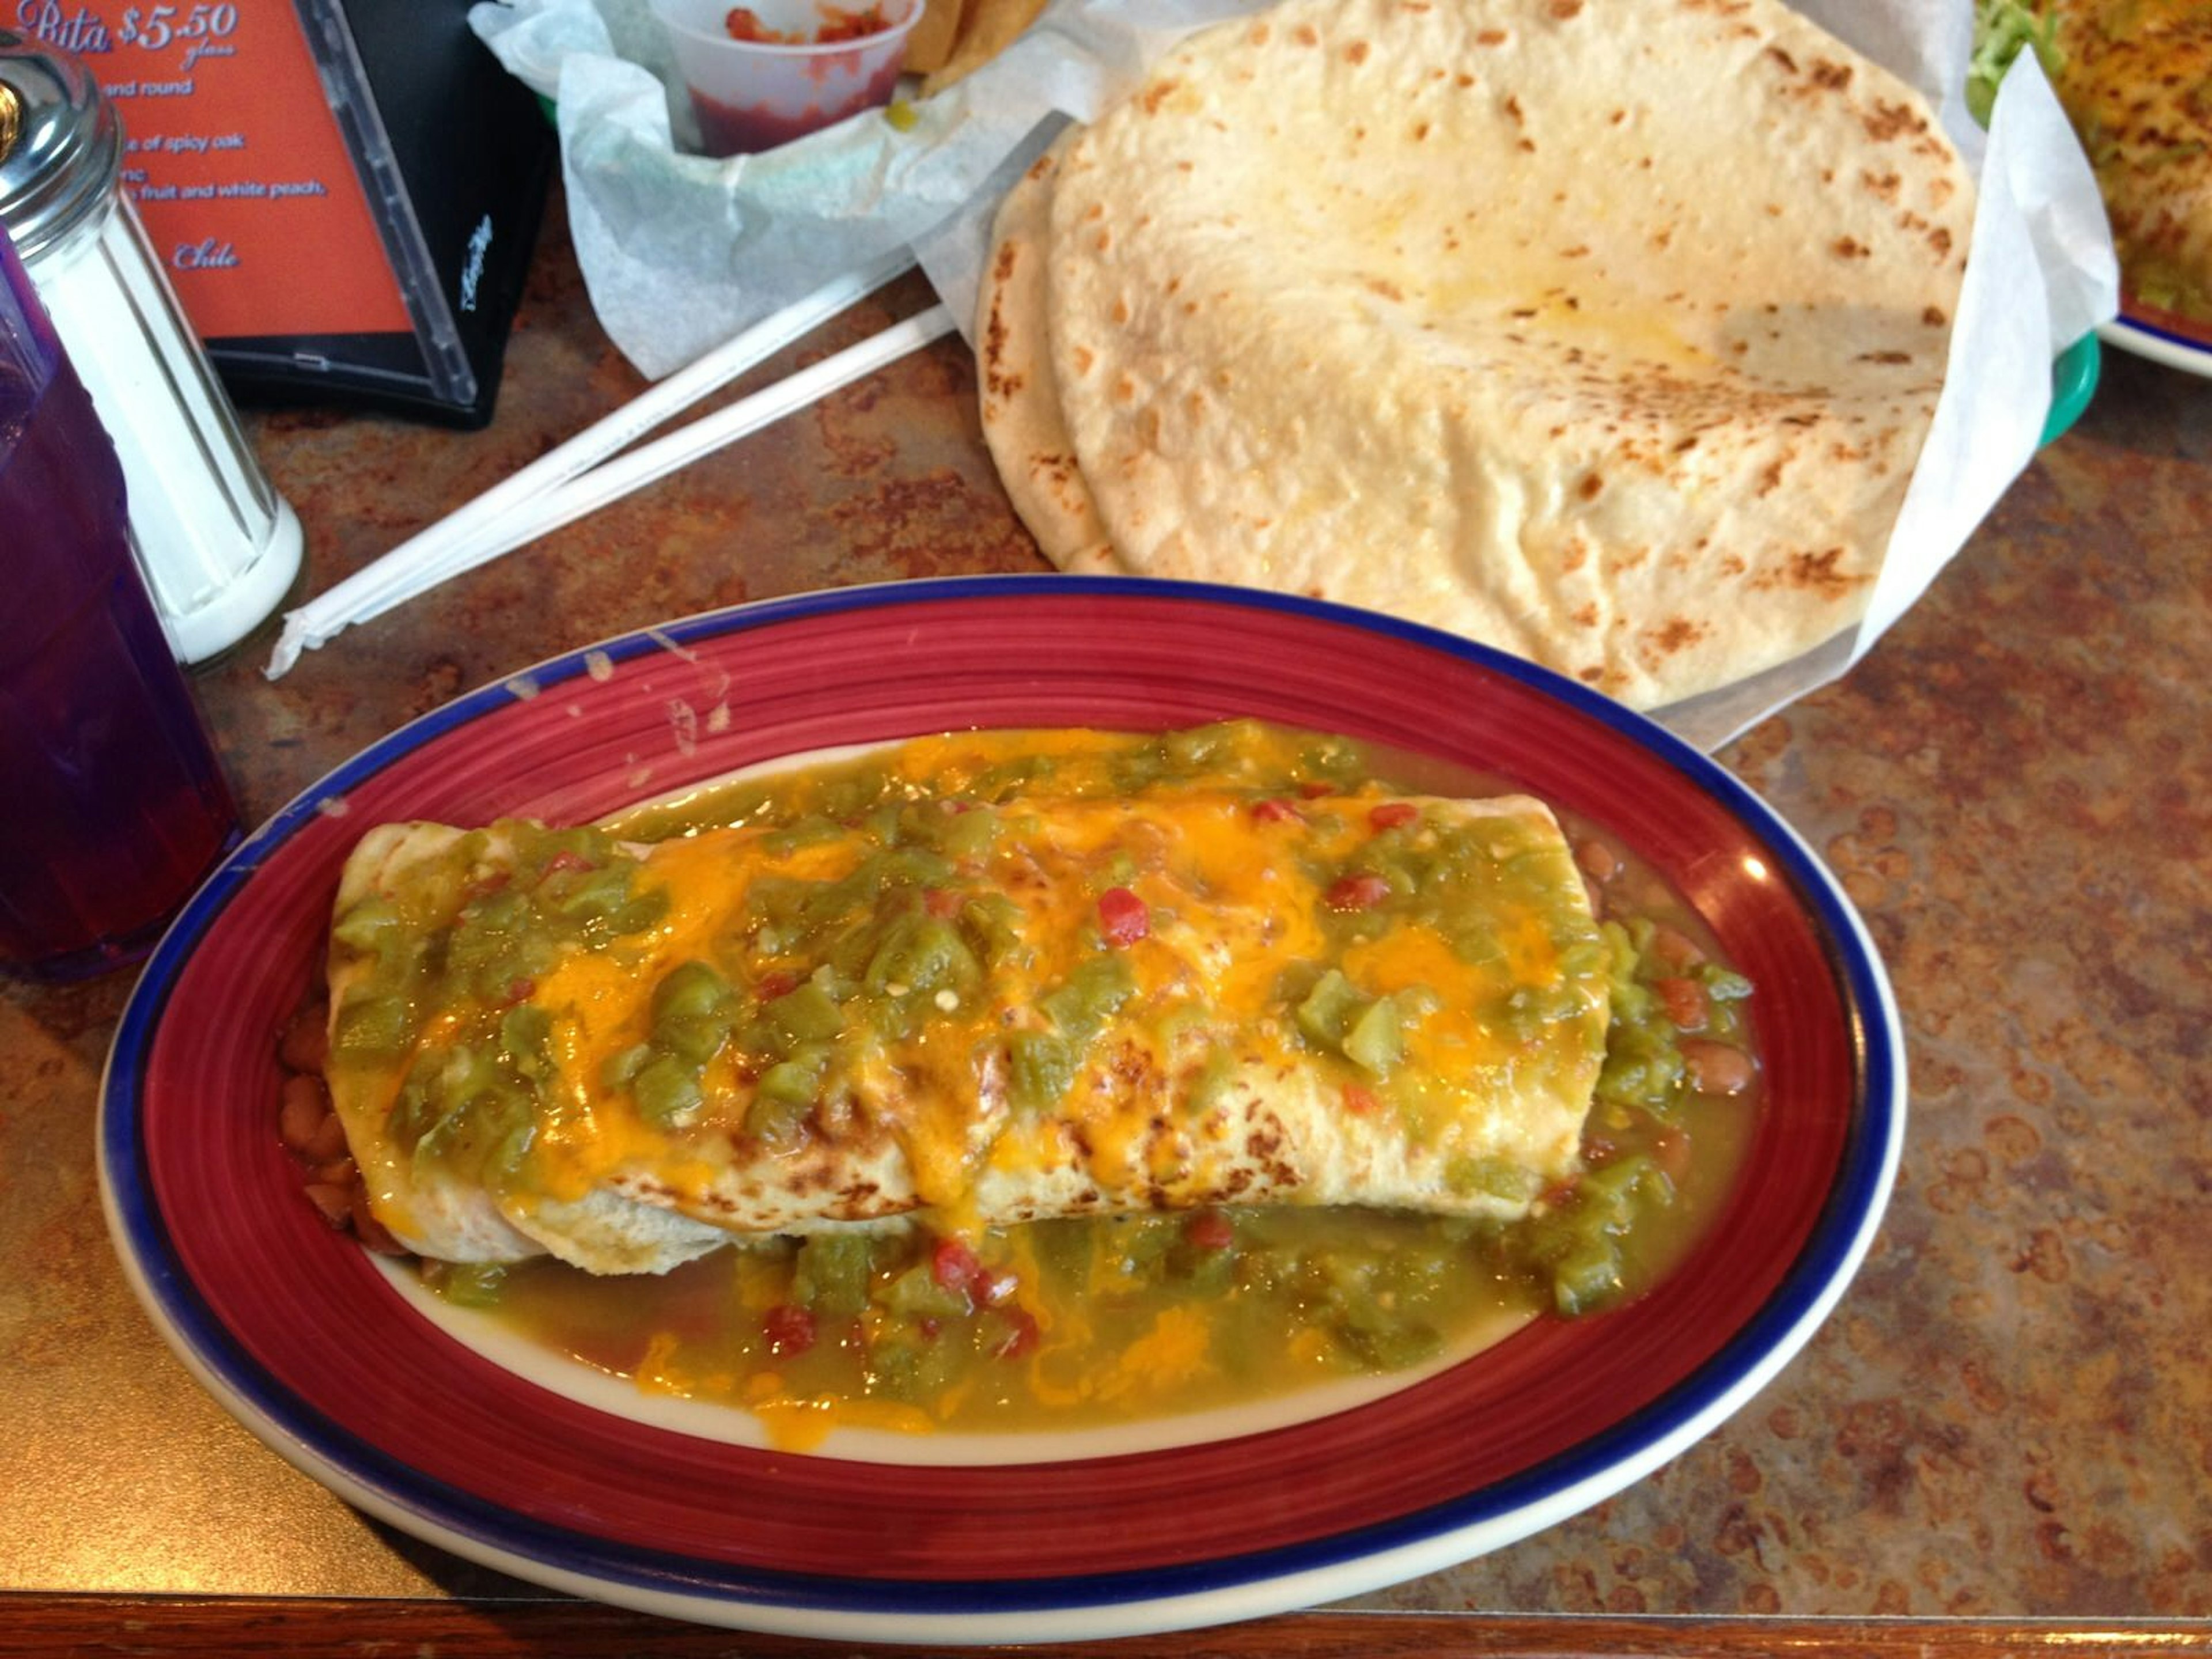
0;225;239;980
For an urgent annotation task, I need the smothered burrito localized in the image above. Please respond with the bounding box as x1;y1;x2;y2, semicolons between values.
321;747;1613;1277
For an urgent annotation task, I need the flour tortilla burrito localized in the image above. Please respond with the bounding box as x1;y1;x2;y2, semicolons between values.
321;787;1610;1275
982;0;1975;710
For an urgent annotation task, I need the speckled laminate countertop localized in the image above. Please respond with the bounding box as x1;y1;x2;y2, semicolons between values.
2;188;2207;1633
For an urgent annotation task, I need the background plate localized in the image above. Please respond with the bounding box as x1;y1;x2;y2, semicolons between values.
2100;302;2212;379
100;576;1904;1643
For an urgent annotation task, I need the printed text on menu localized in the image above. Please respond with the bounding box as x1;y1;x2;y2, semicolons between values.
10;0;411;339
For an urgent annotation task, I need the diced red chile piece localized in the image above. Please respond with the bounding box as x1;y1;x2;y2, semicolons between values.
763;1303;817;1355
540;849;596;876
923;887;965;918
1097;886;1149;945
1251;797;1302;823
931;1237;984;1295
1183;1209;1235;1250
1654;976;1709;1031
991;1305;1040;1360
1325;872;1391;912
1368;802;1419;831
1297;780;1334;798
1342;1083;1380;1116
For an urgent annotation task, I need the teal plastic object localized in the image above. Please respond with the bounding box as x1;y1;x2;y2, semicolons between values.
2042;332;2100;446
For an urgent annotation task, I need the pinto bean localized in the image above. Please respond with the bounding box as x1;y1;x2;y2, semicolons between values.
278;999;331;1074
348;1184;407;1256
301;1183;353;1228
1574;837;1621;885
278;1074;334;1154
1647;923;1707;971
1680;1037;1756;1096
304;1111;348;1163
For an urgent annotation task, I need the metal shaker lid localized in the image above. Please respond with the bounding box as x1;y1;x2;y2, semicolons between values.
0;30;122;263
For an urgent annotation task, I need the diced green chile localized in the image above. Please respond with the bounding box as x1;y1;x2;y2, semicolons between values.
631;1054;705;1126
865;915;978;997
1040;953;1135;1039
1009;1031;1080;1113
332;896;402;953
793;1232;874;1316
1295;968;1362;1048
1341;995;1406;1076
333;992;415;1059
763;980;845;1044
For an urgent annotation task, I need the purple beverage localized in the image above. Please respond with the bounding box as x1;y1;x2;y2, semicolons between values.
1;233;239;980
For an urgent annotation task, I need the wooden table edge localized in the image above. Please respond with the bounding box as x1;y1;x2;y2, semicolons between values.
2;1596;2205;1656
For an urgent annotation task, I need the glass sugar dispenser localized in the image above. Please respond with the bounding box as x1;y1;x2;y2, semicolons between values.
0;29;302;665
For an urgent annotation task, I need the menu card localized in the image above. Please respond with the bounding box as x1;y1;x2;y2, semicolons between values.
16;0;554;425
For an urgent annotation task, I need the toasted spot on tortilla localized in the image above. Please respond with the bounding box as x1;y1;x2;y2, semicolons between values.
1645;616;1706;658
1862;99;1925;142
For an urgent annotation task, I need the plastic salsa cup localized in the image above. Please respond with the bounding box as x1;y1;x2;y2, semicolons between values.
650;0;922;157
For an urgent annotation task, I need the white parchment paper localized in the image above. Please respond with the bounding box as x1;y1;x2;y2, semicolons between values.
463;0;2115;748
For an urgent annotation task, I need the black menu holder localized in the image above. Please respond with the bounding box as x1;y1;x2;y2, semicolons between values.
77;0;555;427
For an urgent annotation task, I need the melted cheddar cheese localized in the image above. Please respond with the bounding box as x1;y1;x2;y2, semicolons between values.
324;724;1610;1275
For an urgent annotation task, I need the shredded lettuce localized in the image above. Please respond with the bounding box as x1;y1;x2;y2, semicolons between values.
1969;0;2066;126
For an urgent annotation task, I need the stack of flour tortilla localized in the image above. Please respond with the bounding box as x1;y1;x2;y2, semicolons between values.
979;0;1976;711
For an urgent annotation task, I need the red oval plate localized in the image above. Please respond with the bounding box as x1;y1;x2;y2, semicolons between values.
100;576;1903;1642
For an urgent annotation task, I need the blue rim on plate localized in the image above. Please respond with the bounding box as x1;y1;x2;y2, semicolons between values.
2097;309;2212;381
99;575;1907;1642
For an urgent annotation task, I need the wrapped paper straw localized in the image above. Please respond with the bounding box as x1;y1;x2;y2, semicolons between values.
264;249;922;677
428;305;957;577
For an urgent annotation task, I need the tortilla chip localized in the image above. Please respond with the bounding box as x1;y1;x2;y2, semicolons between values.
922;0;1047;93
904;0;968;75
